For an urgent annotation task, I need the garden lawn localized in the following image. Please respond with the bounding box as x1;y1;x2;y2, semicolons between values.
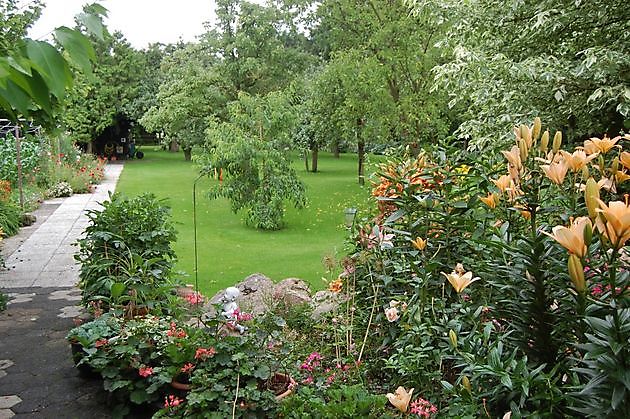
116;150;373;294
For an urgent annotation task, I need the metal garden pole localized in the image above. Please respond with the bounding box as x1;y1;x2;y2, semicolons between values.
15;126;24;209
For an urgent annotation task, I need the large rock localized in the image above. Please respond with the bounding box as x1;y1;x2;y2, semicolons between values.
273;278;311;307
311;290;345;319
207;274;313;317
207;273;274;316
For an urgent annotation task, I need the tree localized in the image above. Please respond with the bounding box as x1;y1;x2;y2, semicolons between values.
141;43;226;161
63;31;143;151
421;0;630;150
316;0;452;146
202;91;306;230
307;52;395;184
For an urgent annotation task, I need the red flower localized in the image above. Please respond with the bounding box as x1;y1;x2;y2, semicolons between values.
181;363;195;373
139;366;153;377
164;394;184;408
194;347;216;360
95;338;108;348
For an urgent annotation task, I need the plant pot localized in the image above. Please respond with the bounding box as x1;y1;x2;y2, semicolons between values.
69;341;99;378
170;377;192;391
270;372;296;401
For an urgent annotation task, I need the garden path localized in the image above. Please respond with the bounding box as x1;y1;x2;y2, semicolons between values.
0;163;127;418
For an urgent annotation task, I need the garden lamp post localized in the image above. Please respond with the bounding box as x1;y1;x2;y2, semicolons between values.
344;207;357;229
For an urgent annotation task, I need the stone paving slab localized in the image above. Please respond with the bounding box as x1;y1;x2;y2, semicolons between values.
0;164;125;417
0;164;123;289
0;288;112;417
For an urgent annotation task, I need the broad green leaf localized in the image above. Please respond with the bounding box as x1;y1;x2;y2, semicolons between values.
110;282;126;299
54;27;95;76
76;12;105;41
25;40;71;100
25;70;53;115
0;80;32;115
7;56;32;76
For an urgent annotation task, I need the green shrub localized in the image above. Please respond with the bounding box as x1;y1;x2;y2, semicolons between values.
0;200;22;237
0;292;7;312
278;384;393;419
75;193;178;306
0;133;46;185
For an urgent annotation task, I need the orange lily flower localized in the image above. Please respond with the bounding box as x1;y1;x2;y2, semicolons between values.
386;386;414;412
480;192;499;209
492;175;512;193
583;135;621;155
621;151;630;170
411;237;427;251
596;197;630;249
502;146;522;170
442;264;479;293
541;160;569;185
543;216;592;258
560;150;598;172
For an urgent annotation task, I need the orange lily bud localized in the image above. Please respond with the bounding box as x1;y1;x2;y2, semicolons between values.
540;130;549;153
533;117;541;141
449;329;458;348
585;177;600;219
552;131;562;154
568;254;585;293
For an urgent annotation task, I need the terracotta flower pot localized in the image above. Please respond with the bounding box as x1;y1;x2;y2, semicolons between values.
271;372;296;401
170;378;192;391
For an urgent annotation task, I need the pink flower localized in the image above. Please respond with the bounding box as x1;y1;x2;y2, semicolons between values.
385;306;399;322
184;292;204;305
164;394;184;408
95;338;108;348
367;225;395;249
194;347;216;360
410;397;438;418
139;366;153;377
181;363;195;373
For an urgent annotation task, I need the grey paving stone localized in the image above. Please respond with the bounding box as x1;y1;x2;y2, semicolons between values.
0;408;15;418
57;306;82;318
0;274;35;289
0;395;21;409
33;271;79;288
48;289;81;301
43;254;78;271
0;372;6;380
0;361;13;370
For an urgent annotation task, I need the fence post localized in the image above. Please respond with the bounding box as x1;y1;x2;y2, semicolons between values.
15;126;24;210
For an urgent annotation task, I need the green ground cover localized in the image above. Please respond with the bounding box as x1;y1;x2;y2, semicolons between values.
116;150;372;294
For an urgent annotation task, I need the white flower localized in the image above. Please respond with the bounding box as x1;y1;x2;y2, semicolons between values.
385;307;399;322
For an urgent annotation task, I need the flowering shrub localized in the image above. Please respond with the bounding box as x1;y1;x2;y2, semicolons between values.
47;181;73;198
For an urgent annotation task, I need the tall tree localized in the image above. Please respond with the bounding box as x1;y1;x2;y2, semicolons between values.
63;31;143;151
424;0;630;150
141;43;226;161
316;0;452;146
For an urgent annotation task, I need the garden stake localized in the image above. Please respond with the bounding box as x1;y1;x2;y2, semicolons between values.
192;173;205;296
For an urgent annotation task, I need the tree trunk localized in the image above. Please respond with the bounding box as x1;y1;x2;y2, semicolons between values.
357;118;365;185
86;140;93;155
311;145;318;173
357;139;365;186
304;150;310;172
331;140;340;158
184;147;192;161
169;139;180;152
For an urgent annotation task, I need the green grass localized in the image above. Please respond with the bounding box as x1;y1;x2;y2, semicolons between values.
116;149;373;295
